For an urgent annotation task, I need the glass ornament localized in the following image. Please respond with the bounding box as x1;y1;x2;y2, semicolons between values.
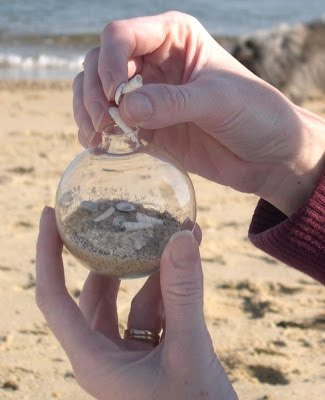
55;124;196;279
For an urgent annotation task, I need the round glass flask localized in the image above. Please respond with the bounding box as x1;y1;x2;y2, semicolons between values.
55;125;196;279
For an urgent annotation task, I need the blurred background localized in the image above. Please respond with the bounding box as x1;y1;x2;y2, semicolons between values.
0;0;324;80
0;1;324;400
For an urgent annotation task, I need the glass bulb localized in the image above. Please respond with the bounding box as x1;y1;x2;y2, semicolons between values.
55;125;196;279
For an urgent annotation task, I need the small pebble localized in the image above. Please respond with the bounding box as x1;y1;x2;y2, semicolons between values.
64;371;75;380
112;216;125;227
116;202;135;212
80;200;98;212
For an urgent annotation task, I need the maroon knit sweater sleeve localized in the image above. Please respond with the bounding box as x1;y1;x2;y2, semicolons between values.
248;171;325;284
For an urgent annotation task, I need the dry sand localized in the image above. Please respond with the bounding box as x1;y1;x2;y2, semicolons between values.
0;81;324;400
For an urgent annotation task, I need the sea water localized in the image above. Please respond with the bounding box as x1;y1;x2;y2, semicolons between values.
0;0;324;79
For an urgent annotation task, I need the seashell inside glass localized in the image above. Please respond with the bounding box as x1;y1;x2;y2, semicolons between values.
55;125;196;279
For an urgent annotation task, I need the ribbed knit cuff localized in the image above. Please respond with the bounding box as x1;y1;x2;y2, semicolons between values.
249;172;325;284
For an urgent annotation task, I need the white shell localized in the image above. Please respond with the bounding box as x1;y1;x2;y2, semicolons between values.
108;107;139;144
114;75;143;105
115;82;126;105
110;75;143;145
80;200;98;212
122;75;143;94
116;202;136;212
112;215;125;227
121;222;153;232
136;212;163;226
93;207;115;222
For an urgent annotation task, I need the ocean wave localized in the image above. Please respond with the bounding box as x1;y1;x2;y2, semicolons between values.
0;53;84;70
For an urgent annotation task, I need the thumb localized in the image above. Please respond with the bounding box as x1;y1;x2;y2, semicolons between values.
119;82;205;129
160;230;205;337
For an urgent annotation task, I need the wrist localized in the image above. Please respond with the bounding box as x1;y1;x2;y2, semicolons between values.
258;105;325;216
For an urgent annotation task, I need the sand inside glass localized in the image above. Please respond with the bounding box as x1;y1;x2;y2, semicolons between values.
61;199;182;278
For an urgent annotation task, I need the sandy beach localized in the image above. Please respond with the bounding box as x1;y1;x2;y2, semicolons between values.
0;81;324;400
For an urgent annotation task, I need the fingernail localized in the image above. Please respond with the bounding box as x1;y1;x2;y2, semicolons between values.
88;102;105;131
169;231;199;269
124;92;153;123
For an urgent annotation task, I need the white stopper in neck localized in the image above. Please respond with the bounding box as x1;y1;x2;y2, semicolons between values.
108;74;144;145
108;107;139;144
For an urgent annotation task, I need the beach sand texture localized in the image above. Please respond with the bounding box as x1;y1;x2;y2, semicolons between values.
0;82;324;399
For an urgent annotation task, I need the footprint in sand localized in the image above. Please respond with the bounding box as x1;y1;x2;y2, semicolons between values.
248;364;290;385
276;314;325;331
2;380;19;391
242;296;275;319
0;265;12;271
7;166;34;175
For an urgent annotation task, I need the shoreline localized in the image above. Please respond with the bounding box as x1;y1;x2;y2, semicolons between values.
0;79;72;91
1;18;324;85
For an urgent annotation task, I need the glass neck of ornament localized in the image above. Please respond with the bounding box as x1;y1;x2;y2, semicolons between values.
101;124;141;155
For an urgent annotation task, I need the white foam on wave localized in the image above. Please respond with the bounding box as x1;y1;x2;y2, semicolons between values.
0;52;84;70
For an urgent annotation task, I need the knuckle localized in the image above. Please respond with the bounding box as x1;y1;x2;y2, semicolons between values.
165;279;202;306
164;10;187;21
164;10;182;18
161;85;189;114
101;20;125;40
164;11;200;28
186;14;201;27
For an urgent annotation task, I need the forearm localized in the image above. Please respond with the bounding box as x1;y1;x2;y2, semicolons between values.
257;102;325;217
248;99;325;283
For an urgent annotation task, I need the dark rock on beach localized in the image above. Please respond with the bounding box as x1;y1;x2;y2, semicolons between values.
215;20;325;104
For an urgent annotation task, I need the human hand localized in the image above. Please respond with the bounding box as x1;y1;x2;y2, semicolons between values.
73;11;325;216
36;207;237;400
